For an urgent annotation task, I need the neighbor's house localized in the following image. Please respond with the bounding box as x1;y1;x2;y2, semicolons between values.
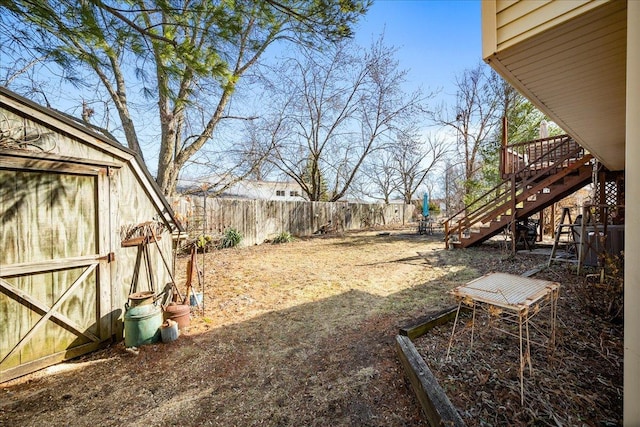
481;0;637;422
0;87;182;382
220;179;306;201
178;177;306;201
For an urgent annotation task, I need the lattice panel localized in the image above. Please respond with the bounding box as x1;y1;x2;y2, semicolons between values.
605;180;617;206
612;174;625;224
593;170;624;224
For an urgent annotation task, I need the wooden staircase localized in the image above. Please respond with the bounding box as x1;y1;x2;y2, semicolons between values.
444;135;593;249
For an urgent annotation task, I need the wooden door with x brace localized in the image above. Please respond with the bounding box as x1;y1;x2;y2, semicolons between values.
0;155;114;382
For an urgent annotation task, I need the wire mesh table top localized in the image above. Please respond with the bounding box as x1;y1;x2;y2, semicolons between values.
449;272;560;311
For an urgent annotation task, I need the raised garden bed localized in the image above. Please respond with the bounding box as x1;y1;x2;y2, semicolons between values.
397;264;623;426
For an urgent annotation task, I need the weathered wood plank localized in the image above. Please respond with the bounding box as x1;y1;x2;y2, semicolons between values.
109;167;123;339
399;306;471;341
0;277;100;346
0;255;102;277
0;264;97;366
97;171;112;340
0;148;121;168
0;340;108;384
25;174;52;360
521;263;548;277
0;155;106;175
395;335;466;427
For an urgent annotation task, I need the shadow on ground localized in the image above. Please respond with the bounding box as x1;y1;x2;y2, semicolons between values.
0;232;548;426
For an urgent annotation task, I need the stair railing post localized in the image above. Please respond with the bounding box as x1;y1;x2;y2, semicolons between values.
444;221;450;249
577;205;588;274
511;174;517;255
501;116;507;176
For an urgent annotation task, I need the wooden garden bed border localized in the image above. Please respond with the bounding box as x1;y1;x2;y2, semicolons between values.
396;265;547;425
395;306;469;427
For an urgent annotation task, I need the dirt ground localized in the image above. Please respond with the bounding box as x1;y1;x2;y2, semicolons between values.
0;228;623;426
414;263;623;426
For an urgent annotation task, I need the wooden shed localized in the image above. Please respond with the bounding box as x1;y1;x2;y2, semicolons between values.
0;87;181;382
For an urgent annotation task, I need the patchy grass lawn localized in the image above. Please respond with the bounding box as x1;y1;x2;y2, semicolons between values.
1;228;618;426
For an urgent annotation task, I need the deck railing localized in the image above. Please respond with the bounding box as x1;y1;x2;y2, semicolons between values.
501;134;584;178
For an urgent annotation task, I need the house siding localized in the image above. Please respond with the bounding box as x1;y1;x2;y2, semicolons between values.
482;0;626;171
494;0;610;51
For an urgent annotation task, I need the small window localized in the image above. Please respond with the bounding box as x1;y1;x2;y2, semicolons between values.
276;190;285;197
290;191;300;197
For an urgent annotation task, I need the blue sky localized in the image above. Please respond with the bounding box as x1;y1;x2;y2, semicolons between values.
354;0;482;104
3;1;482;180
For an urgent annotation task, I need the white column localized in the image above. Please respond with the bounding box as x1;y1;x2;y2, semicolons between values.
625;1;640;423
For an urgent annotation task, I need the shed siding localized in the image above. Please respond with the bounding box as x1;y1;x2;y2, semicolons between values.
1;90;178;381
1;269;97;370
0;107;119;165
0;170;97;264
111;165;173;335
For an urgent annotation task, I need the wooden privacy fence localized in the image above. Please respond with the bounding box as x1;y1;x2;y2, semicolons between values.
169;197;416;246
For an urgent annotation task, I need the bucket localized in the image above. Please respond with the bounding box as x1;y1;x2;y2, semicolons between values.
160;319;179;343
189;292;203;307
163;303;191;329
124;304;163;347
128;291;155;307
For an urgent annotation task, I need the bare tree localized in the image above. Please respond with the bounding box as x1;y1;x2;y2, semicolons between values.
0;1;370;195
442;160;465;217
359;130;447;204
263;36;426;201
357;150;400;203
393;132;448;204
430;62;503;203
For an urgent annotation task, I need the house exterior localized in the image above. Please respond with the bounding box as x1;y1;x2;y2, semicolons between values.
222;179;306;201
178;177;306;201
0;87;181;382
482;0;637;421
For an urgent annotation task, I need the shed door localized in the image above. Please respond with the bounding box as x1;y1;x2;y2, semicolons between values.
0;157;112;382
